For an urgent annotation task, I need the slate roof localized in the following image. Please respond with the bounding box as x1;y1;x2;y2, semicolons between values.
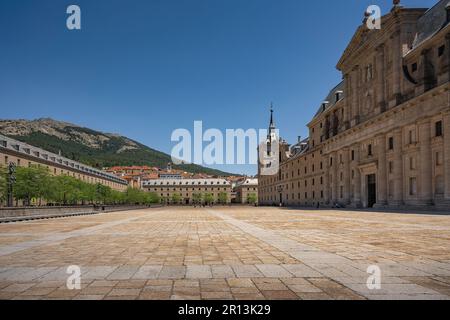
312;81;345;119
411;0;450;50
142;179;231;187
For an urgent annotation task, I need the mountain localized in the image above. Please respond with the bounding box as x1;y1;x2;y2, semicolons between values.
0;118;234;176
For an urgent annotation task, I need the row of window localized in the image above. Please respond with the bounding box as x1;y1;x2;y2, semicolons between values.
2;155;124;189
149;187;229;192
411;45;446;72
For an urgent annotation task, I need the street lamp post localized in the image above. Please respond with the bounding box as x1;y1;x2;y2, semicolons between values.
276;185;284;207
7;162;16;207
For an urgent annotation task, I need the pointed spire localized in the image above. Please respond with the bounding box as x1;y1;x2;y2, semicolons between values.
269;102;275;130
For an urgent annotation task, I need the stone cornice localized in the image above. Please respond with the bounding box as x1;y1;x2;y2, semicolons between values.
322;83;449;155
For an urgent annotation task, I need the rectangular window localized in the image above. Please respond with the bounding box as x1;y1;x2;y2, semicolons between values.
438;45;445;57
388;137;394;150
412;63;417;72
351;150;355;161
409;177;417;196
436;152;443;166
368;144;373;156
436;121;443;137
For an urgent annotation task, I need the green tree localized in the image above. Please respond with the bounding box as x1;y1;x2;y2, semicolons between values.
13;165;52;206
146;192;160;205
247;193;257;205
203;193;214;205
0;166;7;205
95;183;112;204
192;193;202;205
107;189;125;205
49;175;84;205
171;193;182;205
218;192;228;205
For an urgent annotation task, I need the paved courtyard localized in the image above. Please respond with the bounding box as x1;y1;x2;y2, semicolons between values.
0;206;450;300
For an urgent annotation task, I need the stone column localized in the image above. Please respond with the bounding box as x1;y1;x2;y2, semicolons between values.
353;144;362;207
331;151;338;204
360;169;367;208
416;49;430;95
390;30;402;107
351;66;359;126
392;128;404;206
375;44;386;113
443;112;450;200
418;119;433;205
343;148;351;204
376;134;388;206
344;74;351;129
323;155;331;205
446;34;450;83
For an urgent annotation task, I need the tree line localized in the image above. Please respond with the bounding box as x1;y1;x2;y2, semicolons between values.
0;165;159;207
163;192;229;205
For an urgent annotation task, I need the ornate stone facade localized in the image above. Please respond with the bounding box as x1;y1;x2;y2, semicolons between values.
258;0;450;209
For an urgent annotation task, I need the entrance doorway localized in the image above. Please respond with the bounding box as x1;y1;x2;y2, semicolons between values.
367;174;376;208
279;193;283;205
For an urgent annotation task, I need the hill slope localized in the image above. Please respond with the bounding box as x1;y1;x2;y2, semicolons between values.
0;118;233;176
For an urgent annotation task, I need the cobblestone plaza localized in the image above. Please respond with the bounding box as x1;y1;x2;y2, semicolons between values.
0;207;450;300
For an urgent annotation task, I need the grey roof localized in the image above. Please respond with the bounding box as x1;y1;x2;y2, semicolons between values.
412;0;450;50
313;81;345;119
236;178;258;187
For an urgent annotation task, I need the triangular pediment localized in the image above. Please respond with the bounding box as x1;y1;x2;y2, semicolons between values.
337;12;394;70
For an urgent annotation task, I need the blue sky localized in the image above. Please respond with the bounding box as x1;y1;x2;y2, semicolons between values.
0;0;434;175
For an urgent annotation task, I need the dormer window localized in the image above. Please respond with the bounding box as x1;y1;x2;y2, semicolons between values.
335;90;343;102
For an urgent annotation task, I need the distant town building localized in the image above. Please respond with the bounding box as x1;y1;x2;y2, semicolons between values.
0;134;128;191
235;178;258;204
142;178;232;205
